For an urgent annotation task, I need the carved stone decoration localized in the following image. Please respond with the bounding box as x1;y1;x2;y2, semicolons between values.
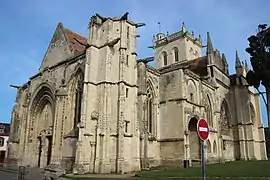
220;101;230;136
47;126;53;136
28;128;33;142
249;103;256;123
91;110;99;120
51;40;65;49
202;93;213;127
107;51;113;69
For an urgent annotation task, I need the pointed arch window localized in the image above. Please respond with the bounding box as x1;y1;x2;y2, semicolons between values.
195;51;199;58
204;95;213;127
206;140;211;153
127;26;130;39
189;48;194;60
162;51;168;66
220;100;230;135
213;140;217;154
74;71;84;129
188;82;196;103
173;47;179;62
147;81;156;134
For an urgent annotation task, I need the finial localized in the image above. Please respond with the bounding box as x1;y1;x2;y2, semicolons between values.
182;22;186;33
199;34;202;42
206;32;214;55
152;35;156;43
158;22;161;33
235;50;242;68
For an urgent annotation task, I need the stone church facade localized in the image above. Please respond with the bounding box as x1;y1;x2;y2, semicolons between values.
8;13;267;174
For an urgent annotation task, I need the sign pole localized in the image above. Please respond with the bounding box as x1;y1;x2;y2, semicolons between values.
197;118;209;180
201;140;206;180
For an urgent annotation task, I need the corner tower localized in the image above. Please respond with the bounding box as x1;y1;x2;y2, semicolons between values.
74;13;145;174
153;23;203;69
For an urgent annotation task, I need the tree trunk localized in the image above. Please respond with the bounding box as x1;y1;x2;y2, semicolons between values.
266;87;270;135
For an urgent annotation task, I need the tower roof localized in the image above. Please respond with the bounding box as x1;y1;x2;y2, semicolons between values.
235;50;242;68
206;32;214;55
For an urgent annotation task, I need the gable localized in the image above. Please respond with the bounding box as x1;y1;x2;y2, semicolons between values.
39;22;87;71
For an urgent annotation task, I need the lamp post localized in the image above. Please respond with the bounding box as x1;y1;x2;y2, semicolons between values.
245;24;270;134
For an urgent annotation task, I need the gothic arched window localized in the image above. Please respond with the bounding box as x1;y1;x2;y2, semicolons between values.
189;48;194;60
127;26;130;39
220;100;230;135
204;95;213;127
74;70;84;129
206;140;211;153
147;81;155;134
195;51;199;58
188;81;196;103
213;140;217;154
173;47;179;62
162;51;168;66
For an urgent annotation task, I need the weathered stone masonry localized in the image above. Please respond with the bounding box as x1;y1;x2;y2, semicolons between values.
8;13;267;174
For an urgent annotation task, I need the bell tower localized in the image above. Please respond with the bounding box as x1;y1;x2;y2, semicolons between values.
74;13;145;174
153;22;203;69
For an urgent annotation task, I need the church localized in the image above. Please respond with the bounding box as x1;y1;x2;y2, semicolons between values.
8;12;267;174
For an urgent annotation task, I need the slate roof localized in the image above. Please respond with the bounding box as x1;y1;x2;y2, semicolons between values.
63;27;87;54
187;56;208;77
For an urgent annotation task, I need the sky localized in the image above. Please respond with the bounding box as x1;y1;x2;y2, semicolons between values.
0;0;269;125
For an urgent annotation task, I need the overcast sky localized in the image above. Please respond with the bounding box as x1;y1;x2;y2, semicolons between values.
0;0;269;125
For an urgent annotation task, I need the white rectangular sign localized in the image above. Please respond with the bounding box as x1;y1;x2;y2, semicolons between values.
199;127;208;132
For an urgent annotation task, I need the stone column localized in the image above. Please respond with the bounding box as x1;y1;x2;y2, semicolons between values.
52;87;68;165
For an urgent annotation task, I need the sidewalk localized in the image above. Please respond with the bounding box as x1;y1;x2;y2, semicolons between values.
63;173;137;179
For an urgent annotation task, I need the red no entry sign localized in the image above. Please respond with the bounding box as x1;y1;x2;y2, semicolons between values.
197;118;209;141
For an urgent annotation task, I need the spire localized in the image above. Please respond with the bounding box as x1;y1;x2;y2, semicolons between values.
222;53;229;74
221;53;228;65
182;22;186;33
199;34;202;42
235;50;242;68
158;22;161;33
206;32;214;55
152;35;156;44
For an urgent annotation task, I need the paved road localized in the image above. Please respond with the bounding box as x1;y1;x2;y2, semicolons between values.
0;170;18;180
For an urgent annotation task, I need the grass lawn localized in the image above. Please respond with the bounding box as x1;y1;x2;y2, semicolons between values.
63;160;270;180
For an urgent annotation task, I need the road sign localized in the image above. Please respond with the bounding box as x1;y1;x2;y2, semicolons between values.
197;118;209;141
197;118;209;180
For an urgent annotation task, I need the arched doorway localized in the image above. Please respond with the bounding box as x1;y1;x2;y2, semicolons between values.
36;103;54;167
188;117;201;160
29;85;55;168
